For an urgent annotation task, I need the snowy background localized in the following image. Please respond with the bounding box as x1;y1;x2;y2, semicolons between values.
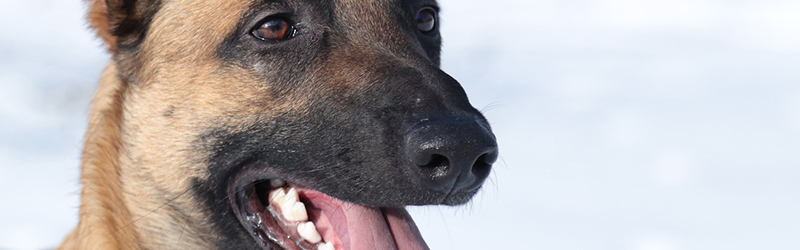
2;0;800;249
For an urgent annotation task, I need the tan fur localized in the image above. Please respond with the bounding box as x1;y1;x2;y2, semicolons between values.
62;0;261;249
60;64;140;250
86;0;116;51
63;0;425;249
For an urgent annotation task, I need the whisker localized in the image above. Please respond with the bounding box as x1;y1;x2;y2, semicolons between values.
114;187;194;234
479;102;503;114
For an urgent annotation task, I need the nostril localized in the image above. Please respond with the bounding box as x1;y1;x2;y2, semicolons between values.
419;154;450;179
403;115;498;195
471;152;496;178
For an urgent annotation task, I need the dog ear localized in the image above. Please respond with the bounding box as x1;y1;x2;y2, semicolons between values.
86;0;159;52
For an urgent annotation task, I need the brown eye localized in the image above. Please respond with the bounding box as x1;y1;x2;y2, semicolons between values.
415;7;437;33
252;17;294;41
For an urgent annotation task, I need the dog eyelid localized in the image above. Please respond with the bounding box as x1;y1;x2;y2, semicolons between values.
415;7;437;33
251;16;296;41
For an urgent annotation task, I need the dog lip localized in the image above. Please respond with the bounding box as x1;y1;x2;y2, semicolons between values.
229;173;431;250
231;182;299;250
229;169;301;250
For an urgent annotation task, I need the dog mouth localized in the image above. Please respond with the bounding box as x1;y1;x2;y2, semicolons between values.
231;179;430;250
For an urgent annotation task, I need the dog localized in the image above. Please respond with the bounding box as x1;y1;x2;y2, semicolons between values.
59;0;498;249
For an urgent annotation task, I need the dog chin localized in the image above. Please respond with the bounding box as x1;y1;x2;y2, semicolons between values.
230;178;430;250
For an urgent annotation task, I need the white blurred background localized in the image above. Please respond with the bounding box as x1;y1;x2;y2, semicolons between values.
2;0;799;249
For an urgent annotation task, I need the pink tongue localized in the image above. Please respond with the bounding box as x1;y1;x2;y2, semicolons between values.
300;190;429;250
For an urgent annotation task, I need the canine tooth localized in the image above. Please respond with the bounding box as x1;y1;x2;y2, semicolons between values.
275;187;300;207
281;201;308;222
297;222;322;243
270;187;307;221
318;242;335;250
270;179;286;188
283;187;299;202
269;188;286;202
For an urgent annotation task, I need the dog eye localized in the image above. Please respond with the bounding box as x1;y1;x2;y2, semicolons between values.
252;16;295;41
415;7;437;33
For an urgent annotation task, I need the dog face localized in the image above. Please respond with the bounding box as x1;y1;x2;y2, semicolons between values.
88;0;497;249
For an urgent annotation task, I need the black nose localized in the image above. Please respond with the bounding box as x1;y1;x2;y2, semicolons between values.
404;116;498;194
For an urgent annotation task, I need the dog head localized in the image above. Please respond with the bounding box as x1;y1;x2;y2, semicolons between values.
86;0;497;249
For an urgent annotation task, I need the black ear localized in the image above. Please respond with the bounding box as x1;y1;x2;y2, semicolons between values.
86;0;160;52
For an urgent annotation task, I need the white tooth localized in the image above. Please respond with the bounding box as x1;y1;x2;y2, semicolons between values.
297;222;322;243
269;188;286;203
281;201;308;222
270;179;287;188
283;187;299;202
269;187;307;222
318;242;335;250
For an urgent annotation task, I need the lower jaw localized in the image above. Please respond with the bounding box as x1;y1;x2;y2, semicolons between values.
232;180;430;250
235;181;324;250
